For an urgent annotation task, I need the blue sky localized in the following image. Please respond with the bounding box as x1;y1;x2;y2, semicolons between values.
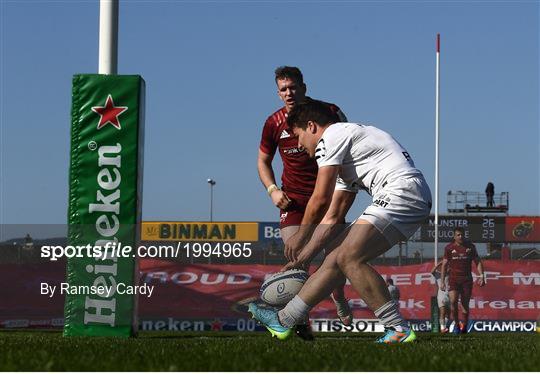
1;1;538;226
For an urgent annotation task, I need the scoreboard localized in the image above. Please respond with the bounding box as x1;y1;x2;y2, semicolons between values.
419;215;506;243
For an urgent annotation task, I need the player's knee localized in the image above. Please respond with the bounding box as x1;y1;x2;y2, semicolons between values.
336;247;365;271
336;252;350;272
323;249;339;268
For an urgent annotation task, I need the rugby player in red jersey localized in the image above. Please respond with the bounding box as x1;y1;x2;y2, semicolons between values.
441;227;485;334
257;66;350;340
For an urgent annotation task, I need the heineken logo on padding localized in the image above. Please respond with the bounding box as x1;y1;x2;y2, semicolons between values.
92;94;128;130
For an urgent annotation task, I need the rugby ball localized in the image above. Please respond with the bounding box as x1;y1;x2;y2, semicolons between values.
260;269;309;306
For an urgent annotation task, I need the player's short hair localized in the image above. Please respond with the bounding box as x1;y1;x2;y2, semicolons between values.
454;227;464;234
387;278;394;285
275;66;304;85
287;100;339;130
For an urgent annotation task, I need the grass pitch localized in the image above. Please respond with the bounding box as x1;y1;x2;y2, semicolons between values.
0;331;538;371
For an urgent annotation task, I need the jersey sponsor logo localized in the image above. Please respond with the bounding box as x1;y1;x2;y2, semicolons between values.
280;130;290;139
280;212;288;223
282;147;304;155
374;194;391;208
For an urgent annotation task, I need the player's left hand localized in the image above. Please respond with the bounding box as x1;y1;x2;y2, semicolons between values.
284;233;307;262
477;276;486;287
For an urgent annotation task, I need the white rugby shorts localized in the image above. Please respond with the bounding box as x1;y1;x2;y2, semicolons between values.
358;175;432;246
437;289;450;308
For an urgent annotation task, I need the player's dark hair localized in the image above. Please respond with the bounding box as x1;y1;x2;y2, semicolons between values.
287;100;339;129
275;66;304;85
387;278;394;285
452;227;467;244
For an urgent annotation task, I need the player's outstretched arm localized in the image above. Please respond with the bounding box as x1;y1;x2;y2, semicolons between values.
284;165;339;261
283;190;355;269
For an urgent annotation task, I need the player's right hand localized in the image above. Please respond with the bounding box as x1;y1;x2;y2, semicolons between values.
440;283;446;292
280;261;299;272
271;190;291;210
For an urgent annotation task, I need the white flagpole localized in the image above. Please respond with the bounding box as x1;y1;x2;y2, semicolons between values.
434;33;440;265
98;0;118;74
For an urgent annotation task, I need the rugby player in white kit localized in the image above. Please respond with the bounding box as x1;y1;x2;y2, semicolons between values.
249;100;432;343
432;261;451;333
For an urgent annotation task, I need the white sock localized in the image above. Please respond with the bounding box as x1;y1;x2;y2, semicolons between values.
374;300;409;332
440;318;446;328
278;295;311;328
331;293;351;317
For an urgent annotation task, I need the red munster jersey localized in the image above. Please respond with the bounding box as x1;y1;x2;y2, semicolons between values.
259;98;346;197
444;241;480;280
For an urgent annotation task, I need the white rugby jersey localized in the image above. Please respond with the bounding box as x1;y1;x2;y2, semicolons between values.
315;122;423;196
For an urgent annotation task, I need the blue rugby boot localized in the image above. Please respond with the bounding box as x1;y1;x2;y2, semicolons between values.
248;303;292;340
376;327;417;344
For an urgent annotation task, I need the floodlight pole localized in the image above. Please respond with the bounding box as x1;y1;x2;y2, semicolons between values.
98;0;119;74
207;179;216;222
434;34;441;265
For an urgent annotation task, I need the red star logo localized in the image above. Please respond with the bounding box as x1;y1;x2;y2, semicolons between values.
210;319;224;331
91;94;128;130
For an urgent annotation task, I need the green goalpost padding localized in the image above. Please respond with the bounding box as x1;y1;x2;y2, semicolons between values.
64;74;145;337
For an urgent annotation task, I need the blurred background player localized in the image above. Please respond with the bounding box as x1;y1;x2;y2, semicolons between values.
257;66;351;339
250;101;432;344
431;260;450;333
441;227;485;334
